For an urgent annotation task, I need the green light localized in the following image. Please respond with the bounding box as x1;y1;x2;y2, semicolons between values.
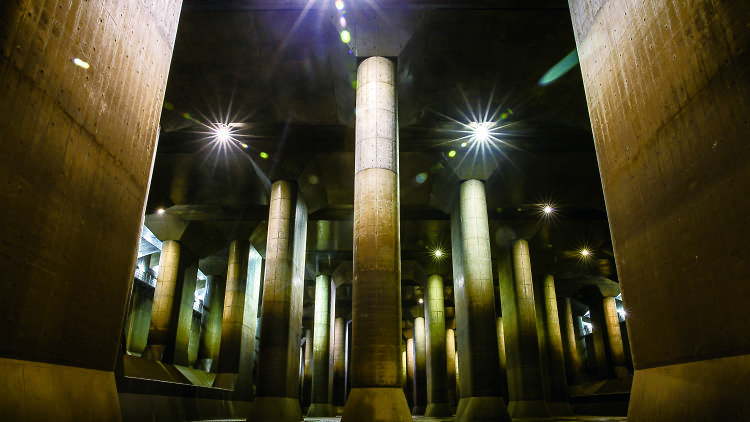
260;152;269;159
163;102;174;110
182;112;191;119
539;49;580;86
340;30;351;43
448;150;456;158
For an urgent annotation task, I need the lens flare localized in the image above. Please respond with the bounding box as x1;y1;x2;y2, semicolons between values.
340;30;351;43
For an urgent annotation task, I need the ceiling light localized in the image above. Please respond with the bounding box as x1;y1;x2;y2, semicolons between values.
215;123;231;143
156;208;165;215
73;58;90;69
580;248;590;257
473;122;491;143
434;249;443;258
543;205;554;214
335;0;345;10
418;298;424;304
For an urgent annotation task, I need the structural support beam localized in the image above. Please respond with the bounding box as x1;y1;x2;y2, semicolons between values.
248;180;308;422
537;275;573;415
333;317;347;413
424;275;451;416
558;297;584;395
446;328;458;413
451;180;511;422
496;317;509;403
412;316;427;415
498;240;550;418
309;275;335;416
603;296;628;377
197;273;226;372
406;337;416;410
342;56;410;422
144;240;198;366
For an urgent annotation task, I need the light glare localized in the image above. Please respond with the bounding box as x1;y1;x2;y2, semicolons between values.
335;0;344;10
340;30;351;43
156;208;165;215
580;248;590;256
434;249;443;258
73;58;90;69
543;205;554;214
418;298;424;304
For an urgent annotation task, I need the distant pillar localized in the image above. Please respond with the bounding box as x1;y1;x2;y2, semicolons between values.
446;328;458;413
303;329;313;409
450;179;511;422
248;180;308;422
498;240;551;418
214;241;262;401
197;273;226;372
496;317;509;403
537;275;573;415
144;240;197;366
308;275;335;416
413;316;427;415
425;275;451;416
588;300;610;378
558;297;584;394
603;296;628;377
406;337;416;410
332;317;347;413
341;56;410;422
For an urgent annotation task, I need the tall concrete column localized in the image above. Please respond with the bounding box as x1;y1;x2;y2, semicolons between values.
498;240;550;418
446;328;458;413
412;316;427;415
537;275;573;415
302;329;313;409
496;317;509;403
588;300;610;378
424;275;451;416
144;240;198;366
248;180;308;422
401;341;408;391
603;296;628;377
197;273;226;372
558;297;583;395
406;337;416;410
309;275;335;416
333;317;347;413
342;56;410;422
450;180;511;422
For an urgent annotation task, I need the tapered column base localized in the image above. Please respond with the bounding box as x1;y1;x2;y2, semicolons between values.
308;403;335;417
341;388;411;422
425;402;453;417
246;397;302;422
455;396;511;422
508;399;551;418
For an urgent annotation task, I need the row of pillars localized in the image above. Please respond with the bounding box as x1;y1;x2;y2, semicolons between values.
131;56;628;422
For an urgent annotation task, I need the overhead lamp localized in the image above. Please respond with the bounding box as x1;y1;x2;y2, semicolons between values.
475;122;490;143
580;248;590;257
543;205;554;214
434;249;443;258
156;208;165;215
215;123;231;143
418;298;424;304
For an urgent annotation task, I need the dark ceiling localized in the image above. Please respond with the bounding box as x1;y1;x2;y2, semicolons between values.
145;0;616;324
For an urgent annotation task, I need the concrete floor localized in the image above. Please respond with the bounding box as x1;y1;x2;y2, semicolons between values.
199;417;627;422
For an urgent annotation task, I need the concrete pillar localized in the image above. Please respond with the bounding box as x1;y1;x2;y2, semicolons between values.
303;329;313;409
342;56;410;422
537;275;573;415
197;274;226;372
125;255;155;356
309;275;335;416
588;301;610;378
214;241;262;401
412;316;427;415
603;296;628;377
570;1;750;419
450;180;511;422
333;317;347;413
446;328;458;413
424;275;451;416
498;240;550;418
401;341;407;391
144;240;198;366
406;337;416;410
496;317;509;403
558;297;583;395
248;180;308;422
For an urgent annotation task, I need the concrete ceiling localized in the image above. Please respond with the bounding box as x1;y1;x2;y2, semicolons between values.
147;0;616;324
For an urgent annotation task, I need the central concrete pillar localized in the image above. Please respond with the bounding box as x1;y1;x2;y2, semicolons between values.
496;317;509;403
603;296;628;377
498;240;550;418
341;56;411;422
333;317;347;413
144;240;198;366
248;180;308;422
197;273;226;372
412;316;427;415
215;241;262;400
558;297;583;395
450;180;511;422
537;275;573;415
309;275;335;416
425;275;451;416
302;329;313;410
446;328;458;413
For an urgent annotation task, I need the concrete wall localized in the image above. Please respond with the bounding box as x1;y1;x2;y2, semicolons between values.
0;0;182;419
569;0;750;419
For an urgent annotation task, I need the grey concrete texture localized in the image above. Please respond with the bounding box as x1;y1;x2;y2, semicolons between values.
445;328;458;411
498;240;550;418
125;282;155;357
450;180;510;422
252;181;308;410
495;317;509;402
424;275;450;416
308;275;334;416
570;0;750;419
413;316;428;415
536;275;573;415
332;317;347;408
558;297;584;393
197;274;226;372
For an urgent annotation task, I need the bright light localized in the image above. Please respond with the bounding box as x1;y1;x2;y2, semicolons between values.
460;142;468;148
475;123;490;142
340;30;351;43
339;17;347;27
434;249;443;258
73;58;90;69
448;150;456;158
418;298;424;304
580;248;590;257
215;124;231;143
260;152;269;159
241;143;249;149
156;208;165;215
335;0;345;10
543;205;554;214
